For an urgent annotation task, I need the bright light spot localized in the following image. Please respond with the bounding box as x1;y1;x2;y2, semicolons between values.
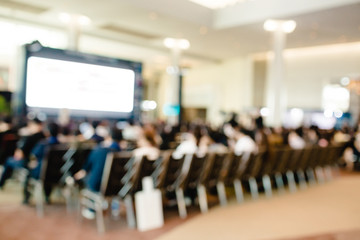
58;13;91;26
264;19;296;33
282;20;296;33
324;109;333;118
263;20;278;32
334;109;343;118
163;38;190;50
188;0;244;9
322;85;349;112
340;77;350;86
290;108;304;120
260;107;270;117
141;100;157;111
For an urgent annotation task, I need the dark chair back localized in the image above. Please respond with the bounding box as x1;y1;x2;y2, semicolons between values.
40;144;71;185
119;154;157;197
177;153;208;190
100;151;133;197
133;156;157;192
0;133;18;165
272;147;293;174
200;152;228;188
258;147;278;177
69;143;95;175
155;150;185;192
326;143;347;166
242;148;267;180
286;148;303;172
223;152;243;184
297;146;313;171
307;146;322;169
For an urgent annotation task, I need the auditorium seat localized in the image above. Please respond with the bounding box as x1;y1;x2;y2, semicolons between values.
173;153;208;218
80;151;135;233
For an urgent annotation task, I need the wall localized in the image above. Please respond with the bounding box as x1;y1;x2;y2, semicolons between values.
181;57;253;125
284;43;360;110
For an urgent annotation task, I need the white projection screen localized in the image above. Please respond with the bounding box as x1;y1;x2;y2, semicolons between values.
21;45;142;119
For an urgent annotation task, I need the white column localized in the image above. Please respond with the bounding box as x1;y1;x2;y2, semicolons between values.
264;19;296;127
265;30;287;127
163;38;189;125
68;21;80;51
168;47;181;107
59;13;90;51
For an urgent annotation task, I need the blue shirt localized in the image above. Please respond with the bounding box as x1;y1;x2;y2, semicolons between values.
30;136;60;179
83;141;121;192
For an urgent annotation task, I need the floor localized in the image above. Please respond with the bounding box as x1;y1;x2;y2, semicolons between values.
0;171;360;240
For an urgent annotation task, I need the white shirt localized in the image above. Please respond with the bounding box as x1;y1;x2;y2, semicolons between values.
288;132;306;149
133;146;160;161
234;135;257;156
172;139;198;159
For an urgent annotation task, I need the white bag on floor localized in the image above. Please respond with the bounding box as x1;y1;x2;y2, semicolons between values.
135;177;164;231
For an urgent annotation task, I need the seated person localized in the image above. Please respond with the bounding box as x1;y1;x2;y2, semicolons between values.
25;122;60;203
234;127;258;156
207;130;228;154
133;126;161;162
0;117;45;191
0;115;18;165
0;115;17;140
172;124;207;159
288;128;306;149
74;127;123;219
74;127;123;192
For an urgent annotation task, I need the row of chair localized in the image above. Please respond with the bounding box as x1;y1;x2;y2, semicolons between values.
31;142;347;233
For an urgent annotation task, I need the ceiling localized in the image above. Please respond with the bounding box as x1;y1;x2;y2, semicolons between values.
1;0;360;65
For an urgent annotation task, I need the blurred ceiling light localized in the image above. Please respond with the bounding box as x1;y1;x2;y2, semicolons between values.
264;19;296;33
58;12;91;26
163;38;190;50
189;0;246;9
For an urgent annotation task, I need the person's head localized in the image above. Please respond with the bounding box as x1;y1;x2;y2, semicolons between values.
46;122;59;137
189;124;205;146
144;128;158;147
137;127;158;148
0;115;12;131
111;127;123;142
208;130;224;144
1;115;12;125
28;117;44;133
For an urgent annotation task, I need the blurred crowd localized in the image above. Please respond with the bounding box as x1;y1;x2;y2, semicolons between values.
0;112;359;206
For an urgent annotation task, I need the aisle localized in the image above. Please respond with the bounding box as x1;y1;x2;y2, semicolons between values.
156;173;360;240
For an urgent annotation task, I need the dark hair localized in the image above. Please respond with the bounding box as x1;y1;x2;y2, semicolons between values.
31;117;43;124
92;120;100;128
190;124;204;146
143;129;157;147
209;130;223;144
295;127;303;137
47;122;59;137
1;115;12;124
111;128;123;141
